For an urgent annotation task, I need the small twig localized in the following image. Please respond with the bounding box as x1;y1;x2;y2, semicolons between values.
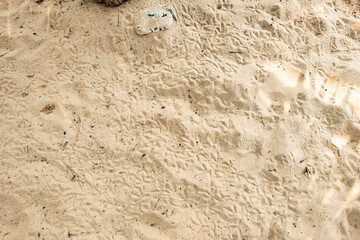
132;143;138;150
228;51;243;53
154;198;160;207
0;52;8;58
330;36;333;53
65;164;83;186
168;8;177;21
117;9;120;27
332;143;341;157
66;164;77;177
26;146;29;153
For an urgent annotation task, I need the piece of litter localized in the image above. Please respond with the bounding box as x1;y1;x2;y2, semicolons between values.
135;5;176;35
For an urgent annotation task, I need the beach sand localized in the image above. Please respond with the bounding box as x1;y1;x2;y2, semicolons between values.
0;0;359;239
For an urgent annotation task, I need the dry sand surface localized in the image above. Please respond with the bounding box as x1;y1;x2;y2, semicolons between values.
1;0;360;239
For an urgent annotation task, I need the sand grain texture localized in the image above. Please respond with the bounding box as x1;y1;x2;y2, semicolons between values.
0;0;359;239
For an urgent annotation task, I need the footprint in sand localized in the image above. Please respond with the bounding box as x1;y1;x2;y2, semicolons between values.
0;194;29;239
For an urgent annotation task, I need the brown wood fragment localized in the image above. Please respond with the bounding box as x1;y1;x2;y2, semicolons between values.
41;104;55;114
